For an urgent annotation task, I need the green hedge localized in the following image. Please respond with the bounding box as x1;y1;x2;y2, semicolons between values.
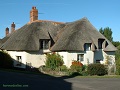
0;51;13;69
87;63;107;76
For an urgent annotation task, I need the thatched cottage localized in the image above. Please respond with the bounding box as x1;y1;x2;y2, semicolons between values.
0;7;117;68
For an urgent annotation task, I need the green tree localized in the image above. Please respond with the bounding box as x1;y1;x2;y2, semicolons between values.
99;27;113;42
112;41;120;47
115;45;120;75
99;27;104;34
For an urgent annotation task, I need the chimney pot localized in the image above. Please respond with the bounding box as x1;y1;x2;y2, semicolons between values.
30;6;38;22
11;22;15;33
5;27;9;36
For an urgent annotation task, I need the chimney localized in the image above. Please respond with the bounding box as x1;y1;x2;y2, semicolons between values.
30;6;38;22
5;27;9;36
11;22;15;33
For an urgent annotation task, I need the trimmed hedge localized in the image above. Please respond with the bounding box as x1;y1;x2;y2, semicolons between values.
87;63;107;76
0;51;13;69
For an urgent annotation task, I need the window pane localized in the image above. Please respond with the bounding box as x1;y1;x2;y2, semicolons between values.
84;43;91;51
40;40;49;49
77;54;84;61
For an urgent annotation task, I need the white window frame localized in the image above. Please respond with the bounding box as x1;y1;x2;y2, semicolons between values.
77;54;84;61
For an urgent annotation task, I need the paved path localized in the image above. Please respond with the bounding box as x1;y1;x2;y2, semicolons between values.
0;70;120;90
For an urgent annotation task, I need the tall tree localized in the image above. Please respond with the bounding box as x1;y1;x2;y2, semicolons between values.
99;27;113;42
99;27;104;34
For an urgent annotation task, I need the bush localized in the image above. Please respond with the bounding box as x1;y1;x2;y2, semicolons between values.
0;51;13;69
116;59;120;75
87;63;107;76
45;53;64;70
59;65;68;72
70;61;83;72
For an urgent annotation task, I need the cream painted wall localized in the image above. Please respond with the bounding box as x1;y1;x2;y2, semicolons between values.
7;51;27;68
103;51;115;65
26;51;46;68
84;51;94;64
58;51;94;68
7;50;115;69
7;51;46;68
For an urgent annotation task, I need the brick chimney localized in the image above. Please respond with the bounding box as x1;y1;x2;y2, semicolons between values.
11;22;15;33
30;6;38;22
5;27;9;36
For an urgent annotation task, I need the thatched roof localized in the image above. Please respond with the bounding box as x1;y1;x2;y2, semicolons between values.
51;18;117;51
0;39;2;46
0;18;117;51
0;21;65;51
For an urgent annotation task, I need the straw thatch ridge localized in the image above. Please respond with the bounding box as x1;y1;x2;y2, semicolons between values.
0;18;117;51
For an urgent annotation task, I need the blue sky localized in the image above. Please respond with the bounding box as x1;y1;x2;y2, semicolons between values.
0;0;120;41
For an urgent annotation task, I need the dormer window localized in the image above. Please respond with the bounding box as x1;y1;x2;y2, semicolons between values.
98;39;104;49
84;43;91;51
40;39;49;49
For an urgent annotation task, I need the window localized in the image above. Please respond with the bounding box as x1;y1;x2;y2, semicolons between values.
77;54;84;61
16;56;22;66
84;43;91;51
96;60;100;63
98;39;104;49
40;40;49;49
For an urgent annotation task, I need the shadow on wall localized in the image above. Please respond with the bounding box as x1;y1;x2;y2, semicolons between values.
0;51;72;90
94;49;104;63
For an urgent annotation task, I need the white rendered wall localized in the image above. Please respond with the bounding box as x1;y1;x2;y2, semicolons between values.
58;51;94;68
26;51;46;68
7;51;27;68
7;51;46;68
103;51;115;65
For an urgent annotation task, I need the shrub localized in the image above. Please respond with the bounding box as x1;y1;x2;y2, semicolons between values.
0;51;13;69
87;63;107;76
45;53;64;70
116;59;120;75
59;65;68;72
70;61;83;72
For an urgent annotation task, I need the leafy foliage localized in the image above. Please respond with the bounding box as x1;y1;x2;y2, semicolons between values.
59;65;68;72
99;27;113;42
87;64;107;76
70;61;83;72
0;51;13;69
45;53;64;70
116;59;120;75
112;41;120;47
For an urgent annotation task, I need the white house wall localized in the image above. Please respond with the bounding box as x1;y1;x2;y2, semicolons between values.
7;51;27;68
7;50;115;69
7;51;46;68
58;51;94;68
26;51;46;68
103;51;115;65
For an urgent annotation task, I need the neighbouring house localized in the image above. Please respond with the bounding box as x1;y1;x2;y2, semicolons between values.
0;7;117;68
